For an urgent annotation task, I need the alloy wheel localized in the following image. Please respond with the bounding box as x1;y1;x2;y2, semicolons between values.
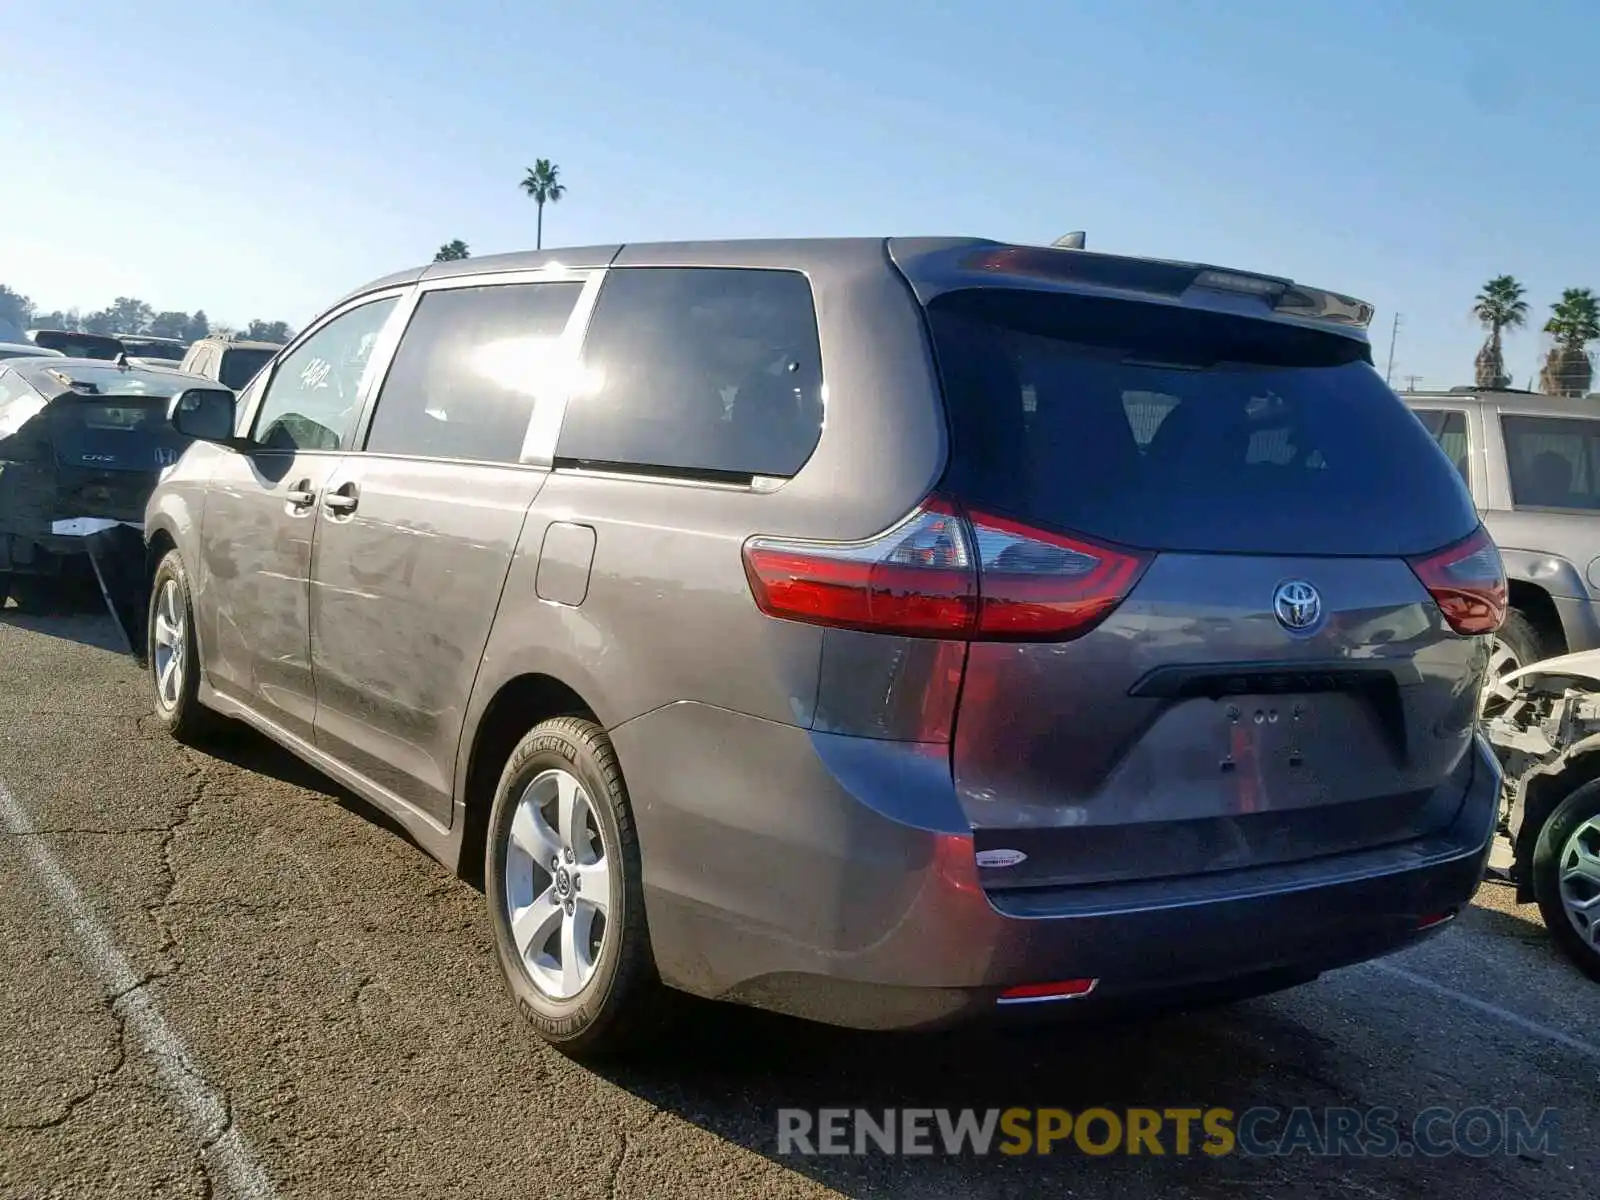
151;578;186;711
1478;635;1523;719
502;768;613;1000
1558;815;1600;956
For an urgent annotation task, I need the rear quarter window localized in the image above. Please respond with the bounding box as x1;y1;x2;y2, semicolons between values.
1501;414;1600;510
926;288;1478;557
556;267;824;480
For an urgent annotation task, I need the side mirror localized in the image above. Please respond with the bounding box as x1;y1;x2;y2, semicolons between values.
168;387;239;444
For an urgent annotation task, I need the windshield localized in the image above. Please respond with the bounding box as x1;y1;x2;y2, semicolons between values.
219;347;275;390
926;288;1478;557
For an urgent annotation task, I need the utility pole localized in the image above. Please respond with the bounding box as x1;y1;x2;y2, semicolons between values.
1403;374;1423;392
1384;312;1402;386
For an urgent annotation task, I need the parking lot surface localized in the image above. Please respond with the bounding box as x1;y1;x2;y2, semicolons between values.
1;603;1597;1200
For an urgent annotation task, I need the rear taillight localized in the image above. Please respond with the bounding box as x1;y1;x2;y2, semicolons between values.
1405;525;1507;636
742;496;1151;641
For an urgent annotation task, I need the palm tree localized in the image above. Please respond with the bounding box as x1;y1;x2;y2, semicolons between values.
1539;287;1600;397
434;239;470;262
519;159;566;250
1472;275;1528;389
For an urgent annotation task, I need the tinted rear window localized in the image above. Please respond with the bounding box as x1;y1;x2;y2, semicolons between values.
219;348;275;390
32;332;124;359
926;289;1477;556
1502;414;1600;510
121;340;185;361
70;401;166;431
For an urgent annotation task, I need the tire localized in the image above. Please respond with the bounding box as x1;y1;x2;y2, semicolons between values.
1530;777;1600;983
1481;608;1550;718
485;717;674;1058
147;550;215;743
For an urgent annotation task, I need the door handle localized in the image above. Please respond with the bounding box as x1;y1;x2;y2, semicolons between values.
285;480;317;509
323;482;359;515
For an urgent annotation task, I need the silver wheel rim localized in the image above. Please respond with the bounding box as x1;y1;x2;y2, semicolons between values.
503;768;612;1001
1479;636;1523;718
1558;815;1600;955
151;578;186;712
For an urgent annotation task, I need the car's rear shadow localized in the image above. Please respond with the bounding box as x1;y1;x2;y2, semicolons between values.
0;581;128;653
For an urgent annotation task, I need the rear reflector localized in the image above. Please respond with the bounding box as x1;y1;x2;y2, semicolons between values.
742;496;1151;642
997;978;1100;1005
1405;525;1507;636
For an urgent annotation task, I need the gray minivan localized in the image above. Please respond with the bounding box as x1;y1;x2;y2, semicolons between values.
143;238;1504;1057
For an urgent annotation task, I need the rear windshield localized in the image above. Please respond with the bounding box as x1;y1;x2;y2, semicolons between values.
1501;414;1600;510
72;401;166;431
926;289;1477;556
120;340;185;361
31;332;124;359
219;347;274;390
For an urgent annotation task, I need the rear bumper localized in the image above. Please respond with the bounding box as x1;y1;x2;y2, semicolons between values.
1;521;142;572
617;704;1500;1031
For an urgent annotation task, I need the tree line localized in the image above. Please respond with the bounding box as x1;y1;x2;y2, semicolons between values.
0;284;293;345
1471;278;1597;396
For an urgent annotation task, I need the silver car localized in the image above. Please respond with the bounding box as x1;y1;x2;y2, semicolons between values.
143;238;1504;1057
1404;388;1600;705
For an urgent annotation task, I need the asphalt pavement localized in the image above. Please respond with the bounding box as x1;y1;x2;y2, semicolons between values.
1;600;1596;1199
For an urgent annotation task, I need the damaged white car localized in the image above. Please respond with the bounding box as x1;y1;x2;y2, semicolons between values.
1483;649;1600;981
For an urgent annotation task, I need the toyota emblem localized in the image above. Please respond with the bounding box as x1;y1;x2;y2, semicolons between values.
1273;580;1322;632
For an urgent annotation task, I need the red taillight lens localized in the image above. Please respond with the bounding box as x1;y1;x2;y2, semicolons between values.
742;497;1150;641
967;508;1152;639
1405;525;1507;636
742;500;978;638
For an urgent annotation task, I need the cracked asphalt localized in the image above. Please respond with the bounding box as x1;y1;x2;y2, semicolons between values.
1;602;1597;1200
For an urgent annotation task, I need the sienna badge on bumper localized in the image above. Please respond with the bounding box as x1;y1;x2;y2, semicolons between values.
975;848;1028;869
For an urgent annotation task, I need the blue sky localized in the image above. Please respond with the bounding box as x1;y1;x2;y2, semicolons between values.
2;0;1595;389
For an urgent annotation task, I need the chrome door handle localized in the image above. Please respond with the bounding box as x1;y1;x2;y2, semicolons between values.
323;486;359;514
285;483;317;509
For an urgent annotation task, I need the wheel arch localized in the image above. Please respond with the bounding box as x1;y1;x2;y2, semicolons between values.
455;672;603;887
1505;580;1567;658
1512;738;1600;901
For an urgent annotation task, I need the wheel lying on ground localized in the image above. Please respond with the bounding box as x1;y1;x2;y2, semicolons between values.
1480;609;1548;718
148;550;216;743
485;717;674;1058
1531;777;1600;983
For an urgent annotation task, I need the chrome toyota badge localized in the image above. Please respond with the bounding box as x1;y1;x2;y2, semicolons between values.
1273;580;1322;631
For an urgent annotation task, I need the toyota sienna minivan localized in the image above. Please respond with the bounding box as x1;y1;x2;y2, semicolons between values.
143;237;1505;1057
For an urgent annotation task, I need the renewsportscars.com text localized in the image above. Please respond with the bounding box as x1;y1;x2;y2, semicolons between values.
776;1106;1560;1158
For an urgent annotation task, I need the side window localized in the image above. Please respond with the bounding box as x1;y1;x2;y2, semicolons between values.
556;267;824;479
1502;414;1600;510
364;281;583;463
1412;409;1470;484
250;298;398;452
